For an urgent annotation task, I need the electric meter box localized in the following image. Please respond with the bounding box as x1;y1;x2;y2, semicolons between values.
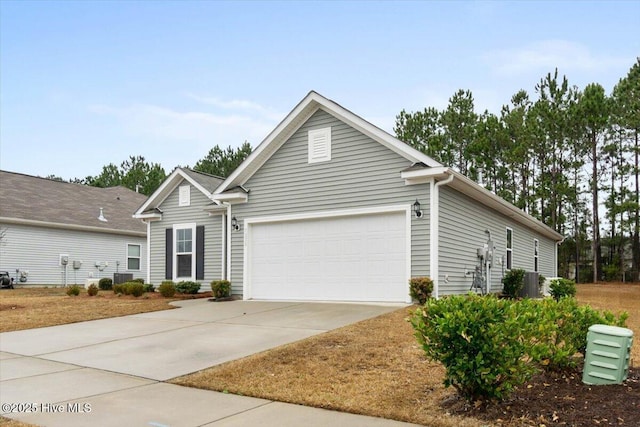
582;324;633;385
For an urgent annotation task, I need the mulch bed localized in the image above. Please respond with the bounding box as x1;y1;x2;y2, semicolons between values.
445;367;640;426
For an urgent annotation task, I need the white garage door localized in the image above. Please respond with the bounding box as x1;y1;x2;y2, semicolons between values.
247;211;408;302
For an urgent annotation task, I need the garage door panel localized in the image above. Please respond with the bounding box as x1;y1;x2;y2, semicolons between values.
248;211;408;302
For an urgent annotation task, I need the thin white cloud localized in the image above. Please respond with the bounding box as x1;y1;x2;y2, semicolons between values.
484;40;630;76
87;102;278;168
184;93;284;121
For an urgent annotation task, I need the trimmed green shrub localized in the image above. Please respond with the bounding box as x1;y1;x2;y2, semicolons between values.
158;281;176;298
409;276;433;304
132;278;145;284
66;285;81;296
549;278;576;301
412;294;536;402
501;268;526;299
412;294;629;401
114;282;145;297
98;277;113;290
87;284;99;296
211;280;231;299
143;283;155;293
124;282;145;297
176;280;201;294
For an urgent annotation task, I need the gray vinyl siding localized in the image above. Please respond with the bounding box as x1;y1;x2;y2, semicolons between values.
230;108;431;295
0;222;145;286
148;179;223;286
438;186;556;295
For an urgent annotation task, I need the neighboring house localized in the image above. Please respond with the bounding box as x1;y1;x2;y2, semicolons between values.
135;91;563;302
0;171;147;286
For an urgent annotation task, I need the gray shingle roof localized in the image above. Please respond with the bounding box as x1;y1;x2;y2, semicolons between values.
0;170;147;235
180;168;225;193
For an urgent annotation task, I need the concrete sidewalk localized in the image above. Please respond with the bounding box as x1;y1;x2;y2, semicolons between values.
1;300;419;426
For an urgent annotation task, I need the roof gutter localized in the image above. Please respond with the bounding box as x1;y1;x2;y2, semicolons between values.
430;170;455;299
0;217;146;238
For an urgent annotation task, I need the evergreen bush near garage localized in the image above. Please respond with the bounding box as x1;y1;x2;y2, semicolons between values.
113;283;125;294
132;278;145;284
501;268;526;299
143;283;155;293
158;281;176;297
211;280;231;299
409;276;433;304
176;280;201;294
98;277;113;290
87;284;99;296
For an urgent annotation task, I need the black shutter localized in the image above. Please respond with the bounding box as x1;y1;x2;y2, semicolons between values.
165;228;173;280
196;225;205;280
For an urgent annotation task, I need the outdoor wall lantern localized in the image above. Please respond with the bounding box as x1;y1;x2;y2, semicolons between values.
413;199;423;218
231;216;240;231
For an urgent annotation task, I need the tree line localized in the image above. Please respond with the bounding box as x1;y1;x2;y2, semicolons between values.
46;142;254;197
394;59;639;283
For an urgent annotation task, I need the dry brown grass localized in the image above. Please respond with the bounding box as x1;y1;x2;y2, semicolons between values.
575;283;640;363
172;283;640;427
172;306;485;427
0;417;35;427
0;287;206;333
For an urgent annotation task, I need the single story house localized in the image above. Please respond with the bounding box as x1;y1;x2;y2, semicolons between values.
134;91;563;302
0;170;148;286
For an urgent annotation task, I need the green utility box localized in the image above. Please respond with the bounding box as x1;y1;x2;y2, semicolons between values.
582;324;633;385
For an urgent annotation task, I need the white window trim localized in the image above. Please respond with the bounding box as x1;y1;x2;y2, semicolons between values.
506;227;513;270
179;185;191;207
126;243;142;271
308;127;331;163
534;238;539;272
173;222;196;281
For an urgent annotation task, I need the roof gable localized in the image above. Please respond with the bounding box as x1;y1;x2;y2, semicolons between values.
0;170;147;235
214;91;441;195
134;168;224;216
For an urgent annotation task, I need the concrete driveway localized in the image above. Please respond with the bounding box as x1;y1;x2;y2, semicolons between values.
1;300;417;427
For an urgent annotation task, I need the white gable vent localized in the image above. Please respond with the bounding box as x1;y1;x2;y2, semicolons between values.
179;185;191;207
308;127;331;163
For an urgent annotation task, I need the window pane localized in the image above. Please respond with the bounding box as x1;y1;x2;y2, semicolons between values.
506;251;512;269
506;229;512;249
177;254;192;277
128;244;140;257
128;258;140;270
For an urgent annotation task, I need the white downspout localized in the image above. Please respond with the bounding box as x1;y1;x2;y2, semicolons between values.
430;171;454;299
146;221;151;284
224;202;232;281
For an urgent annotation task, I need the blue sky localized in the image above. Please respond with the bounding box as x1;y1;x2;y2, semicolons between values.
1;1;638;181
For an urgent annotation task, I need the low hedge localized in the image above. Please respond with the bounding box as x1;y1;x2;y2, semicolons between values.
176;281;201;294
412;294;627;402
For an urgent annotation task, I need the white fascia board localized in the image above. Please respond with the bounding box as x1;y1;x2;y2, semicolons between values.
215;91;442;195
313;97;441;168
401;166;450;181
0;217;146;237
448;171;564;242
211;192;248;204
132;212;162;221
401;167;563;241
134;168;213;215
203;205;228;215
